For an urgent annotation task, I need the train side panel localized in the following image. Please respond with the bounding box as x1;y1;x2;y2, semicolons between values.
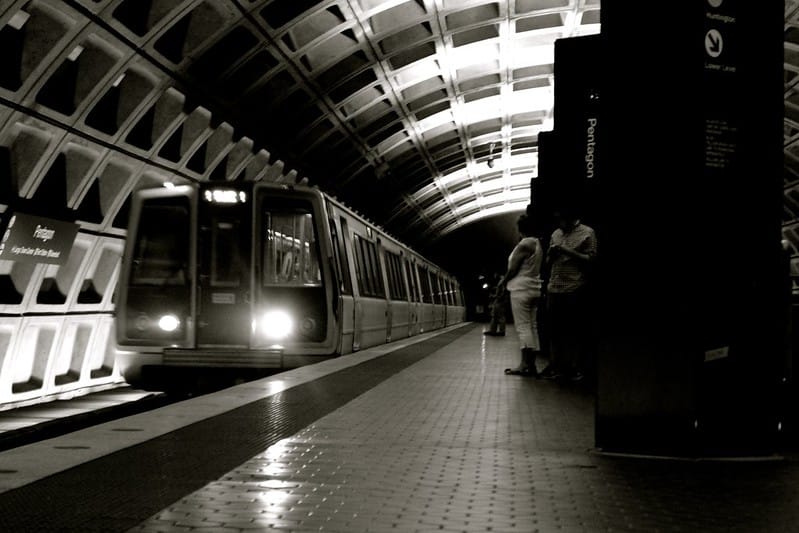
445;277;465;326
340;213;388;350
430;268;447;330
380;239;411;341
404;255;422;336
415;262;435;333
326;204;357;355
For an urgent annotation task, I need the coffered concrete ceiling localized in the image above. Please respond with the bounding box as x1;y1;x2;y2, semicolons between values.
0;0;599;249
2;0;797;254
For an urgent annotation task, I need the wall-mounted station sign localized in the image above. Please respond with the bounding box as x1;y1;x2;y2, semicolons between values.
0;213;79;265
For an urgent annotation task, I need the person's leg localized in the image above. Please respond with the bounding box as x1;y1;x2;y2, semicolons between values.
496;296;507;335
485;294;506;335
537;294;550;359
505;291;535;375
485;301;500;334
572;287;592;380
556;291;588;381
543;293;565;378
521;297;541;375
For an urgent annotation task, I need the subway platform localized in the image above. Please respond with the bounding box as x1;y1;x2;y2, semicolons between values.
0;323;798;532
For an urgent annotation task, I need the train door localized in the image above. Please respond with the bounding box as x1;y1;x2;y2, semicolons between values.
116;185;196;349
446;278;463;324
348;222;388;349
444;277;456;326
438;275;448;326
330;209;356;354
383;245;410;341
417;264;434;332
196;189;251;347
377;239;392;342
405;256;421;336
431;271;445;329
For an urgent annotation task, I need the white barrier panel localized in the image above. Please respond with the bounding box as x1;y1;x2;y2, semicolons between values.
0;315;121;407
0;227;124;409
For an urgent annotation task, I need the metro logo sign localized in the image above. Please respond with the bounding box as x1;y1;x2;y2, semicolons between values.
0;213;79;265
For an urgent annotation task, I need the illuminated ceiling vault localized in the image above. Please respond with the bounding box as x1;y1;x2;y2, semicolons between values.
0;0;600;250
147;0;598;242
244;0;601;240
1;0;796;251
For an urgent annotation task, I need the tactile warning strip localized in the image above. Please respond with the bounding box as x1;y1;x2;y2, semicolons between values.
0;325;475;532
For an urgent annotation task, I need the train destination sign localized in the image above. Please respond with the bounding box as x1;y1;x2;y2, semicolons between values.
0;213;79;265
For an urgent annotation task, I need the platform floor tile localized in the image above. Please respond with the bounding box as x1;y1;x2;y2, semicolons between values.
128;325;799;532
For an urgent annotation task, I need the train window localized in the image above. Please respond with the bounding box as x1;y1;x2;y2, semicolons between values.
395;254;407;300
418;265;432;303
398;257;408;300
352;234;385;298
384;252;395;299
385;251;406;301
431;274;442;304
369;240;385;297
384;252;395;300
261;205;321;287
404;259;418;302
352;234;365;295
211;217;243;287
352;234;370;296
369;240;385;296
131;198;190;286
332;217;352;295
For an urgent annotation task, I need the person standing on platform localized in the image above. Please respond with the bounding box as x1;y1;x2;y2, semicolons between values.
500;214;544;377
541;206;598;382
484;273;508;336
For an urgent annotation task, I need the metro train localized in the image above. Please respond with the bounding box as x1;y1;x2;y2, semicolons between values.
115;181;466;389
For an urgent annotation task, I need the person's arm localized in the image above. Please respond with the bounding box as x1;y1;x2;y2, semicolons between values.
546;232;560;263
551;232;596;263
550;243;591;262
499;239;536;288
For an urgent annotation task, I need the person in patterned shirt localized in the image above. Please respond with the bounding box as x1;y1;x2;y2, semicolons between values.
540;206;597;382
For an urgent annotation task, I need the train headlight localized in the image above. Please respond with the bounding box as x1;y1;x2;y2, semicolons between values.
260;310;293;340
158;314;180;332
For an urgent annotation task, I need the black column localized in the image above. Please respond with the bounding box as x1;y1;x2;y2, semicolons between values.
593;0;784;456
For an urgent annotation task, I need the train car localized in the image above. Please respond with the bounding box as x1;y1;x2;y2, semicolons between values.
115;181;465;389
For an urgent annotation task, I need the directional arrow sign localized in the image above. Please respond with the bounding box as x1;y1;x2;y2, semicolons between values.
705;29;723;58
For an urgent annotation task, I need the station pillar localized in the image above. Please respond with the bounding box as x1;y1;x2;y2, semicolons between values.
592;0;785;456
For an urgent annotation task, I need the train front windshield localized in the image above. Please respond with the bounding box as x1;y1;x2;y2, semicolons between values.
262;209;321;287
131;201;190;287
